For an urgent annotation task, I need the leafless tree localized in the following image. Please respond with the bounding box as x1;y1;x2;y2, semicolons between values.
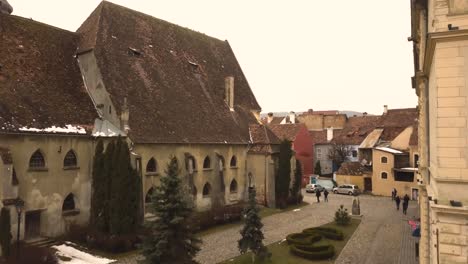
328;143;351;170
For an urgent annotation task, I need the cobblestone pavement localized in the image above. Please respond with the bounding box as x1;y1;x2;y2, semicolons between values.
335;195;419;264
114;193;419;264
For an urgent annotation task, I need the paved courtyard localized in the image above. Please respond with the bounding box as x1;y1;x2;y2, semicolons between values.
115;192;419;264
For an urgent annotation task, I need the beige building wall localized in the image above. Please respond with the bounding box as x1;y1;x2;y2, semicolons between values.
0;134;95;239
413;1;468;262
371;149;418;197
335;174;365;190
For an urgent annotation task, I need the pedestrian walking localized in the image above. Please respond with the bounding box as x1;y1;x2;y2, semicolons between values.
324;189;329;202
316;189;321;203
395;195;401;210
391;188;397;201
403;194;410;215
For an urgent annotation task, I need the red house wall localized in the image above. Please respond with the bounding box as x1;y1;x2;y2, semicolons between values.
292;125;313;187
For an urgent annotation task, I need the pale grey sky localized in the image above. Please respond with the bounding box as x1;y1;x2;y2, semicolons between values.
11;0;417;115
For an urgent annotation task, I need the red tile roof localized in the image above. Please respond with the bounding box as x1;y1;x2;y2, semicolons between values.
309;130;328;144
268;124;305;142
331;116;381;145
248;124;280;154
0;14;98;133
336;162;370;176
77;2;261;143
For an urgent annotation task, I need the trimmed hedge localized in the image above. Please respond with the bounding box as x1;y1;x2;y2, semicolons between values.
290;244;335;260
302;227;344;241
286;233;321;245
189;203;245;232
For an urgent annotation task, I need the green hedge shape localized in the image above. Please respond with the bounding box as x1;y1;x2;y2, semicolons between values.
290;244;335;260
302;227;344;241
286;233;321;245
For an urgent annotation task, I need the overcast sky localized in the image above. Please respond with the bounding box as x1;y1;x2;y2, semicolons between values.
11;0;417;115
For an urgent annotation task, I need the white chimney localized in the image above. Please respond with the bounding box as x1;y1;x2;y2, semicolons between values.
225;76;234;111
267;112;274;123
383;105;388;115
289;111;296;124
0;0;13;14
327;127;334;141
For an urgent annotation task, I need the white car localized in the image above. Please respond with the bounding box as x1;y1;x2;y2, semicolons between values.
305;184;325;193
332;184;360;195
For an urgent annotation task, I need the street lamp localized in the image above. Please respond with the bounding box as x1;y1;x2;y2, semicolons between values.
14;198;24;260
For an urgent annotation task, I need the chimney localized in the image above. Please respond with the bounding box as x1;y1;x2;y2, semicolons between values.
327;127;334;141
383;105;388;115
0;0;13;14
289;111;296;124
120;97;130;133
225;76;234;111
267;112;274;123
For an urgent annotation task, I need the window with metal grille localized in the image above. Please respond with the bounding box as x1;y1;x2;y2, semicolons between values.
203;156;211;169
203;183;211;196
29;150;45;168
146;158;157;173
63;150;77;167
230;179;238;193
230;156;237;167
62;193;76;211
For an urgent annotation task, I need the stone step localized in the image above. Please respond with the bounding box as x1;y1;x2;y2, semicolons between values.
25;237;58;248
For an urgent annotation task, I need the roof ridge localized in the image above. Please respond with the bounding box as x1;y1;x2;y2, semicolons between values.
3;14;78;35
98;1;227;44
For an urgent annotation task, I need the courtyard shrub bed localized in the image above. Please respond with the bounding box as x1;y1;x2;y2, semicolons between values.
189;203;246;232
286;233;321;245
289;244;335;260
302;227;344;241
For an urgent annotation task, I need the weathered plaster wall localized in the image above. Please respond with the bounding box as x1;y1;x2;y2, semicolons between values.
0;134;94;238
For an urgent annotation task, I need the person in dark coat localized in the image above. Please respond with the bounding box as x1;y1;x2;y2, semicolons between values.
391;188;397;201
395;195;401;210
315;189;321;203
324;189;329;202
403;194;410;215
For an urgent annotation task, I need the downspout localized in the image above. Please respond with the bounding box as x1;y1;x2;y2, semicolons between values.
264;153;268;206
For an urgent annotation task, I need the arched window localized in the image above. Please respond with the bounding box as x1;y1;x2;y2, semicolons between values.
230;179;238;193
62;193;76;211
381;156;388;164
63;150;77;167
145;187;155;203
202;183;211;196
381;172;388;179
203;156;211;169
414;154;419;168
29;149;45;168
146;158;157;173
230;156;237;167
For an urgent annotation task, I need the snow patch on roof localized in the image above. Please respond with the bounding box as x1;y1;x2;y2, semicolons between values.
19;125;87;134
375;147;403;154
53;243;115;264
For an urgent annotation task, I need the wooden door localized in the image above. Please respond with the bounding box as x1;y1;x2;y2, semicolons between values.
364;178;372;192
25;211;41;239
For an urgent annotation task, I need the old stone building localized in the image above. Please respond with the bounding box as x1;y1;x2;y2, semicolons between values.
411;0;468;263
0;1;279;241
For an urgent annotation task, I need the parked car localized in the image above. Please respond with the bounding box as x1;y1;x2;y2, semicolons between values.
333;184;360;195
305;184;325;193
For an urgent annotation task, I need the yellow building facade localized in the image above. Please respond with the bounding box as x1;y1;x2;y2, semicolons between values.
411;0;468;263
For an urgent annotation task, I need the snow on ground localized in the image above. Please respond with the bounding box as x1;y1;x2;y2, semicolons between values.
53;243;115;264
375;147;403;154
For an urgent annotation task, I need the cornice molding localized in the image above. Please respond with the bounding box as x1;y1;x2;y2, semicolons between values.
423;29;468;75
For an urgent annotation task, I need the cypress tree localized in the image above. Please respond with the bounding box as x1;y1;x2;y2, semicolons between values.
140;156;201;264
276;139;292;208
290;159;302;203
90;139;106;231
314;160;322;176
238;188;270;263
101;140;115;233
0;207;11;257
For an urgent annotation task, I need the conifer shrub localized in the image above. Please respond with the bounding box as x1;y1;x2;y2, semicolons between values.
289;244;335;260
334;205;351;226
303;227;344;240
